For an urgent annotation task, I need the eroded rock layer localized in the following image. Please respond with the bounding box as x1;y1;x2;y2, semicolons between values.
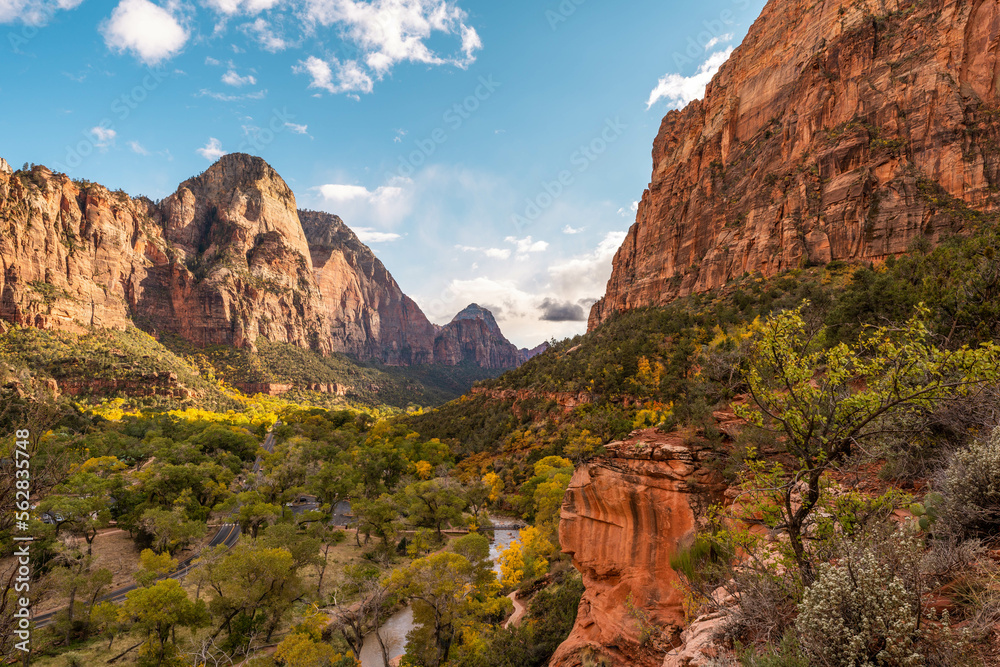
551;430;726;667
591;0;1000;329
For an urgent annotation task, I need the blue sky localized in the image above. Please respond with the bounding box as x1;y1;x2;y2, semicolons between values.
0;0;766;347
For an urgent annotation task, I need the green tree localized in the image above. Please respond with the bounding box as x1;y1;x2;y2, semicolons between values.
136;549;178;588
738;304;1000;583
352;494;400;547
387;553;480;666
139;507;204;554
119;578;209;667
232;491;282;538
202;543;302;644
400;480;467;540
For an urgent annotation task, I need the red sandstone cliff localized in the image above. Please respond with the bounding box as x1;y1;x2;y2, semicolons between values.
590;0;1000;329
550;429;727;667
300;209;438;365
0;155;522;369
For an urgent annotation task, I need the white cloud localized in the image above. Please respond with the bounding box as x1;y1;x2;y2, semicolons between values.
562;225;583;235
242;17;286;51
197;137;226;160
548;231;627;301
505;236;548;254
205;56;222;66
222;69;256;86
198;88;267;101
101;0;188;65
457;245;512;260
646;47;733;110
704;33;733;50
294;55;373;95
0;0;84;25
90;126;117;150
617;200;639;217
302;0;480;94
128;140;149;155
284;122;308;134
203;0;279;15
315;179;413;227
355;227;402;243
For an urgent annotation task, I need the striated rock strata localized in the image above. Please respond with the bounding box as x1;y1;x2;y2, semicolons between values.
0;154;521;368
551;429;727;667
591;0;1000;329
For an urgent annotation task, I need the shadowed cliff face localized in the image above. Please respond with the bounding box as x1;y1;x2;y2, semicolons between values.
0;155;523;368
300;209;438;365
550;430;727;667
433;304;524;368
591;0;1000;329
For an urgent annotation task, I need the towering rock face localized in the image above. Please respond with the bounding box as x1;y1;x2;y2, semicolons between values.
300;210;437;365
158;153;328;351
0;165;167;333
551;430;727;667
432;303;523;368
591;0;1000;329
0;154;523;368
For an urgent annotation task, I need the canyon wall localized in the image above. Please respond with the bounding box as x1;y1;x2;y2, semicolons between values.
551;429;727;667
0;154;523;368
591;0;1000;329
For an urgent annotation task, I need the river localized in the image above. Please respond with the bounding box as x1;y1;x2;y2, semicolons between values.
358;528;521;667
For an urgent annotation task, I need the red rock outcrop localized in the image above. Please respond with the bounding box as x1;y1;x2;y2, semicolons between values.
591;0;1000;329
0;156;522;369
551;429;727;667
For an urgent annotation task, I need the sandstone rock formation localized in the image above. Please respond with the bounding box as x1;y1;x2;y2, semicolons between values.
0;155;522;368
433;304;522;368
0;158;11;175
158;153;328;351
551;429;727;667
591;0;1000;329
301;210;438;365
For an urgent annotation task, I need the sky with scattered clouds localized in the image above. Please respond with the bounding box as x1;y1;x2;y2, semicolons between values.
0;0;765;347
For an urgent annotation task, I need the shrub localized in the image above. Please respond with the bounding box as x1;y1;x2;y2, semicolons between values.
938;427;1000;538
795;530;923;667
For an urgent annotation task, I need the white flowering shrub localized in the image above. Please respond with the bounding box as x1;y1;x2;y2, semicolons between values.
939;427;1000;538
795;532;923;667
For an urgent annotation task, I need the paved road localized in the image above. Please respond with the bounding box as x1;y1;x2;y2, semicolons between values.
34;523;240;628
36;423;277;628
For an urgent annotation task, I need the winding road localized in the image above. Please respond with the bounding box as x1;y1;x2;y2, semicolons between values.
33;522;240;628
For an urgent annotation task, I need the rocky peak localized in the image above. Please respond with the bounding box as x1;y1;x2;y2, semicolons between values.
434;304;522;369
590;0;1000;329
0;158;11;175
451;303;503;334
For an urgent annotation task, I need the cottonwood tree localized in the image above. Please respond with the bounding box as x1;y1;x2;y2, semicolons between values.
737;304;1000;583
399;479;467;541
119;578;209;666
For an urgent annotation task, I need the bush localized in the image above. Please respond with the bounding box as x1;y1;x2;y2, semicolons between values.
795;530;924;667
938;427;1000;538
